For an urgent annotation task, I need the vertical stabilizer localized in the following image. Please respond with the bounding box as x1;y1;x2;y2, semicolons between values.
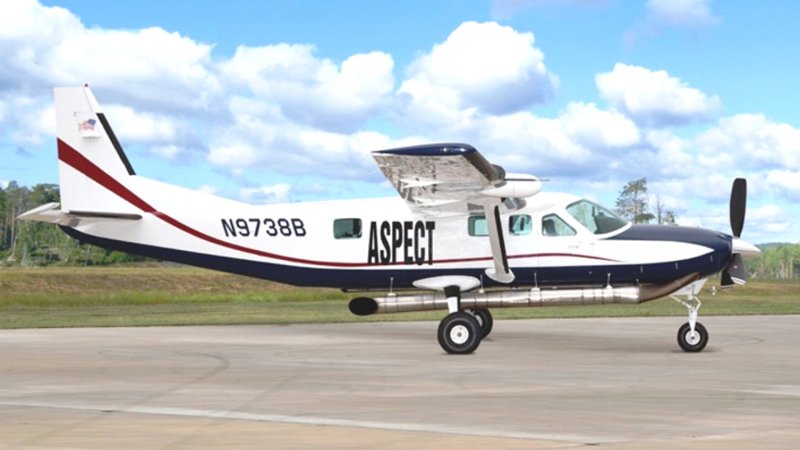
55;86;138;213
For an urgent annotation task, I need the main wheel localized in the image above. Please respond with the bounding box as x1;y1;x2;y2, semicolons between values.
677;322;708;352
471;309;494;338
437;312;482;354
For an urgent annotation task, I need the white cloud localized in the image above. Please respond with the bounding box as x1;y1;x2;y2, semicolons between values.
560;102;640;149
101;105;202;159
694;114;800;171
220;45;393;132
646;0;720;28
748;204;790;235
206;96;392;180
104;106;180;143
150;145;182;160
1;94;52;146
766;170;800;201
0;0;219;164
625;0;720;44
596;63;721;126
398;21;558;127
645;129;694;177
240;183;292;204
0;1;220;112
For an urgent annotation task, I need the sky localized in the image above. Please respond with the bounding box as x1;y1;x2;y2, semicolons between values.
1;0;798;244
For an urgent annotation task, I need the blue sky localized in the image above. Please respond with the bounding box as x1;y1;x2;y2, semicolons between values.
1;0;798;243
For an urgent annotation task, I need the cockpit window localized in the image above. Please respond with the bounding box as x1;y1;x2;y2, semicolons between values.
566;199;627;235
542;214;576;237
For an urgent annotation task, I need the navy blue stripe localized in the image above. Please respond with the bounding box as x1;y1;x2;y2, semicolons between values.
610;224;731;250
61;226;729;291
373;143;476;156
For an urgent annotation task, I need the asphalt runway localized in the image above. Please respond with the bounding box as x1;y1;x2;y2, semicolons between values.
1;316;799;449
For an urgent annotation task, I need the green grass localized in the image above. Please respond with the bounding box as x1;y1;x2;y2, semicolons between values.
1;265;798;329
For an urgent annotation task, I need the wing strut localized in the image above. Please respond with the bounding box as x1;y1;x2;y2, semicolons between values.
483;204;515;284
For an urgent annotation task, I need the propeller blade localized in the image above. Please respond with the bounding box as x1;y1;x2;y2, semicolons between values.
721;253;746;289
730;178;747;238
721;270;734;288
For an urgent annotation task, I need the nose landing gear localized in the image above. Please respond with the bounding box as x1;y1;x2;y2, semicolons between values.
672;280;709;352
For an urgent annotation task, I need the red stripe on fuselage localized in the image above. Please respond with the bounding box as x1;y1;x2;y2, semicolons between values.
57;139;619;267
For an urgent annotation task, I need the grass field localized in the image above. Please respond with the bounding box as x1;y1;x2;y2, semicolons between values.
0;265;798;329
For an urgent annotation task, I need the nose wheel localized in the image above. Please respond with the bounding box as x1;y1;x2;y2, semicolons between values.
677;321;708;352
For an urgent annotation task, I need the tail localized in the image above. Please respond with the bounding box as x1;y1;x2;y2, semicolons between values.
55;85;138;214
19;86;142;224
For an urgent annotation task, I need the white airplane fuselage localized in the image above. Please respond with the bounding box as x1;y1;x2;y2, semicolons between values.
55;151;734;292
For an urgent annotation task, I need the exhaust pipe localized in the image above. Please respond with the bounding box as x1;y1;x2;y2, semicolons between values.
350;285;640;316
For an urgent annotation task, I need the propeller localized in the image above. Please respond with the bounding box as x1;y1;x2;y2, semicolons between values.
722;178;748;288
729;178;746;238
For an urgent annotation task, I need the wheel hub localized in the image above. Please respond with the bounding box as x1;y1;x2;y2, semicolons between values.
685;330;701;345
449;324;470;345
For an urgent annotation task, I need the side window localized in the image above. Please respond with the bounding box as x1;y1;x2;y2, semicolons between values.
333;218;362;239
509;214;532;236
542;214;576;237
468;216;488;236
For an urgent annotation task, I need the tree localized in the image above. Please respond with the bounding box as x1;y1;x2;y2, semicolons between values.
654;195;677;225
615;178;679;225
615;178;655;224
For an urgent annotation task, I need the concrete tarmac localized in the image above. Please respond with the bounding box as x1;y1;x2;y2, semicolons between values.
1;316;799;449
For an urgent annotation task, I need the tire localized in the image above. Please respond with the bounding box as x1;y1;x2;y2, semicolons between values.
677;322;708;352
437;312;482;354
472;309;494;339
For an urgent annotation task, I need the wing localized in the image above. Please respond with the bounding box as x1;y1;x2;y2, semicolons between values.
373;143;542;284
373;143;539;215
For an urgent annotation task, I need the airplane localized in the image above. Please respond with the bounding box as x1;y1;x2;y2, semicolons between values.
19;85;761;355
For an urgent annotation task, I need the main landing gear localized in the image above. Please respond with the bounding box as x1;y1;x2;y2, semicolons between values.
436;286;493;354
672;283;709;352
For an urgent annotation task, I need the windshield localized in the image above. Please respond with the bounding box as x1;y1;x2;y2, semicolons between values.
566;199;628;235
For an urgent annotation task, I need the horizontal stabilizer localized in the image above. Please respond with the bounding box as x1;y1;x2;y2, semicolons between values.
17;202;142;226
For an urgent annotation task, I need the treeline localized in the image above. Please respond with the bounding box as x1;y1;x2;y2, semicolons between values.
1;181;150;267
747;243;800;280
